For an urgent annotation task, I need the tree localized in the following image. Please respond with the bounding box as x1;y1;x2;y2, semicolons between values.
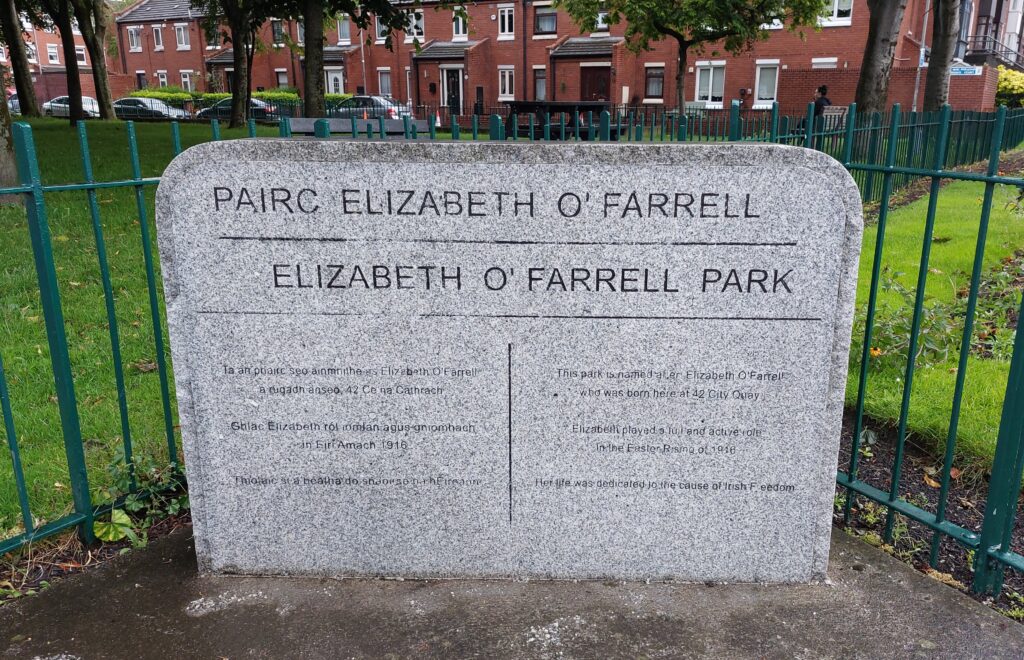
854;0;908;114
38;0;85;123
923;0;960;111
0;84;20;205
0;0;40;116
69;0;115;119
558;0;827;111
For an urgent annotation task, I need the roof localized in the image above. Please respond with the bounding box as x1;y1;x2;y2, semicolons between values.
117;0;203;23
550;36;623;59
413;40;477;60
324;45;359;63
205;48;233;64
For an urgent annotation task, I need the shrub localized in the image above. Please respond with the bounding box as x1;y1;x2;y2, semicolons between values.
996;65;1024;108
130;87;194;104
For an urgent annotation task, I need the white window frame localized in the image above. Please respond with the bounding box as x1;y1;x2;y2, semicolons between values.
0;48;7;62
695;60;726;109
593;11;609;33
452;8;468;41
175;23;190;50
497;5;514;41
820;0;853;27
127;26;142;52
753;60;779;109
498;65;515;100
156;70;168;87
275;68;288;87
75;45;87;65
337;18;351;45
206;27;222;49
378;67;392;96
533;64;547;101
271;19;285;46
404;11;424;43
297;21;305;45
375;17;388;43
46;43;59;64
811;56;838;69
325;67;345;95
153;25;163;50
180;70;193;91
26;43;36;63
405;66;412;104
534;5;557;36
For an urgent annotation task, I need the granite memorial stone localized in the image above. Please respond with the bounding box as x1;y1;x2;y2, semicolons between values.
156;140;862;582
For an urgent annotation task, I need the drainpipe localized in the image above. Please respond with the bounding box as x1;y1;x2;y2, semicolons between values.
911;0;932;112
358;25;367;93
521;0;527;99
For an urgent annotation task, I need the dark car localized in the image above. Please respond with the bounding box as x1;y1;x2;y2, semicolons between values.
328;95;411;120
113;97;190;120
196;97;278;121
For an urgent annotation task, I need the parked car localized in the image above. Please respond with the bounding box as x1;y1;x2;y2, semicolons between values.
7;93;19;116
196;97;278;121
42;95;100;118
328;95;411;120
113;97;190;120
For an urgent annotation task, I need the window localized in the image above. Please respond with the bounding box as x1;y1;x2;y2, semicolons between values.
276;70;288;87
127;27;141;51
534;67;546;100
175;24;190;49
26;43;36;62
180;70;193;91
452;9;468;40
297;22;305;44
378;69;392;96
754;63;778;108
206;27;222;49
811;57;838;69
822;0;852;25
157;71;168;87
135;71;146;89
645;66;664;99
271;19;284;45
498;66;514;100
75;45;86;65
594;11;609;31
534;7;556;34
404;11;424;42
375;17;388;42
153;26;163;50
337;18;351;44
1;48;7;62
405;67;412;103
695;63;725;107
47;44;59;64
498;6;514;39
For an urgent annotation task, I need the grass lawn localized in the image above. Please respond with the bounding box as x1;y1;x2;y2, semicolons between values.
0;117;1021;537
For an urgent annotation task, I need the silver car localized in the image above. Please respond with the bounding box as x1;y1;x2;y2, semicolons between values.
42;95;100;118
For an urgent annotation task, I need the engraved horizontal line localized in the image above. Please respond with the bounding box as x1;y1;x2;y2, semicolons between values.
196;310;822;322
216;236;798;248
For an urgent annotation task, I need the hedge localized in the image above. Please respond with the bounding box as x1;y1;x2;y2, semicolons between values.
997;65;1024;108
129;87;352;107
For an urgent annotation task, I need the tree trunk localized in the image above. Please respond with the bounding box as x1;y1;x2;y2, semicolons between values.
71;0;115;119
244;26;255;122
302;0;325;118
0;92;20;205
674;37;688;113
52;4;84;125
228;23;248;127
0;0;40;116
924;0;960;111
855;0;909;114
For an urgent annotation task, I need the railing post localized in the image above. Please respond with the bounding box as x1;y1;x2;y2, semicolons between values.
451;114;460;140
769;102;779;143
247;118;257;138
804;102;815;149
488;114;502;140
314;118;330;139
599;110;610;141
211;118;221;141
972;290;1024;595
378;116;387;141
12;123;94;543
729;99;741;141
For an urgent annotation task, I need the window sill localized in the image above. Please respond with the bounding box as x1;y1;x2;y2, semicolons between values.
642;98;663;104
532;33;557;40
701;102;723;109
819;18;852;27
337;40;351;46
498;95;514;101
375;39;386;45
129;48;142;53
176;46;191;51
206;46;219;50
452;35;468;41
497;35;515;41
752;103;774;109
154;46;164;51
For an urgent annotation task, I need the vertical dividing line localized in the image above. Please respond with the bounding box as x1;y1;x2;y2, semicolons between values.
929;106;1007;566
170;122;182;156
507;342;513;525
126;122;178;469
211;119;221;141
844;105;901;524
0;353;34;534
13;123;94;543
883;105;953;543
78;123;136;491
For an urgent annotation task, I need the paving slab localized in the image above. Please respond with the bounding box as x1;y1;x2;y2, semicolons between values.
1;528;1022;659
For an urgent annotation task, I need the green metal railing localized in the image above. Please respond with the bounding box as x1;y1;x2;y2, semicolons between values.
1;100;1023;596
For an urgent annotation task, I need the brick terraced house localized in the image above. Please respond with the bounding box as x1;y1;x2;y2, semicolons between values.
112;0;1022;115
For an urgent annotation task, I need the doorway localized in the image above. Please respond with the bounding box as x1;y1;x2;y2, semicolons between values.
325;69;344;95
580;66;611;101
441;67;463;116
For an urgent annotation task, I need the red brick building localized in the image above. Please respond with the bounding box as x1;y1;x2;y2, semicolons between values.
113;0;1016;115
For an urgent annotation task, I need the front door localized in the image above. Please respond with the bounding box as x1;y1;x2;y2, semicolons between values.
580;66;611;101
325;69;344;95
444;68;463;116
